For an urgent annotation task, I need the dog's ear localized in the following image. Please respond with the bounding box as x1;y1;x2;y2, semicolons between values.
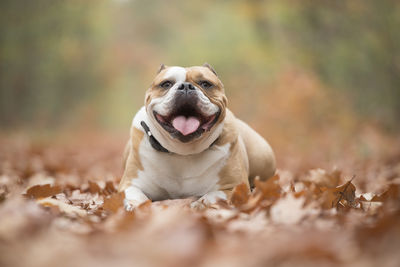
157;64;166;74
203;63;218;76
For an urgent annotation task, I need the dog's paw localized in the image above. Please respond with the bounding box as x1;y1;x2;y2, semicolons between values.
124;198;145;211
123;186;149;211
190;200;207;211
190;191;227;210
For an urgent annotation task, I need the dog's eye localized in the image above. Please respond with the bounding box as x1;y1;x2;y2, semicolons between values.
160;81;173;89
199;81;213;89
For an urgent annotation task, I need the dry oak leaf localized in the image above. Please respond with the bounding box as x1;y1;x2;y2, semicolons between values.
37;197;87;217
231;183;250;207
103;181;117;195
237;193;264;213
231;176;283;212
320;180;356;210
25;184;62;199
254;175;282;201
103;208;136;232
371;184;400;202
87;180;102;194
103;192;125;213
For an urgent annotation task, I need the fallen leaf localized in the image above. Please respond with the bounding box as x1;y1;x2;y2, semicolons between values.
25;184;62;199
254;175;282;201
87;181;102;194
103;192;125;213
103;181;117;195
230;183;250;207
37;197;87;217
371;184;400;202
320;180;356;209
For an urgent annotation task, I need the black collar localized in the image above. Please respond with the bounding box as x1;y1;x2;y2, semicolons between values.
140;121;169;153
140;121;219;153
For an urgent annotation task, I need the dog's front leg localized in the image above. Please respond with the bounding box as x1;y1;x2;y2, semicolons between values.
124;185;149;211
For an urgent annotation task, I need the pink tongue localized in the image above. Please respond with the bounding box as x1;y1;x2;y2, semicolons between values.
172;116;200;136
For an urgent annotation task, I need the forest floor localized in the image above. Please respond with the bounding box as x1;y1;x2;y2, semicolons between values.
1;133;400;267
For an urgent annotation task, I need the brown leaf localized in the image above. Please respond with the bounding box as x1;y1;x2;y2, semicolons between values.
238;193;264;213
88;181;102;194
25;184;62;199
371;184;400;202
37;197;87;217
336;180;356;204
103;192;125;213
103;209;136;232
254;175;282;201
103;181;117;195
232;176;283;212
68;190;103;211
320;180;356;209
230;183;250;207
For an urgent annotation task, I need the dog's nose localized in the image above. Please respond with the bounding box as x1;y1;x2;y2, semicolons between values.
177;82;195;91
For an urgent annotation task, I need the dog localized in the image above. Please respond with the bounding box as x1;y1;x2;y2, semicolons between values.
118;63;276;210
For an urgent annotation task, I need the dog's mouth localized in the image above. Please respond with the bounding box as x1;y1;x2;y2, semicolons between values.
154;105;220;142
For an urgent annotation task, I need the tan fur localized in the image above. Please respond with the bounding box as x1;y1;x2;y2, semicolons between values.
217;114;249;198
235;118;276;187
217;109;275;192
202;63;218;76
145;87;167;107
118;127;144;191
144;67;174;106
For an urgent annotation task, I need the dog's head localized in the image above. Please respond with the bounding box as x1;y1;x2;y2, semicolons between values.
144;64;227;155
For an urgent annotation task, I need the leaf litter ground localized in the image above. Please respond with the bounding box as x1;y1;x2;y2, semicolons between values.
1;135;400;267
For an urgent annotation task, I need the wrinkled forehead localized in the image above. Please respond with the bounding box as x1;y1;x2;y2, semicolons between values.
152;66;221;86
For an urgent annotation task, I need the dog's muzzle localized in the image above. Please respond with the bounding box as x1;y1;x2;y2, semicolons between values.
153;83;220;142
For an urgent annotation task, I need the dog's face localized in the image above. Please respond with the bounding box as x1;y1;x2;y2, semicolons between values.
145;64;227;152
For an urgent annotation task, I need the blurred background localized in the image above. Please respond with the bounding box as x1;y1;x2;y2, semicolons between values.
1;0;399;172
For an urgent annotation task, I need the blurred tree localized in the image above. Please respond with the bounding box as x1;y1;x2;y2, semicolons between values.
0;0;399;132
0;0;110;128
244;0;400;129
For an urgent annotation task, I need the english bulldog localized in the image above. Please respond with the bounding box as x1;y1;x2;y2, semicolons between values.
118;63;276;210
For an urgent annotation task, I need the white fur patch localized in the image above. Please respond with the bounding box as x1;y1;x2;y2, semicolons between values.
163;66;187;83
127;129;231;200
124;185;149;211
196;91;220;116
132;106;149;130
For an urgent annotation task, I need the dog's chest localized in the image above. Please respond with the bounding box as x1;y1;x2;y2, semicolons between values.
131;137;231;200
